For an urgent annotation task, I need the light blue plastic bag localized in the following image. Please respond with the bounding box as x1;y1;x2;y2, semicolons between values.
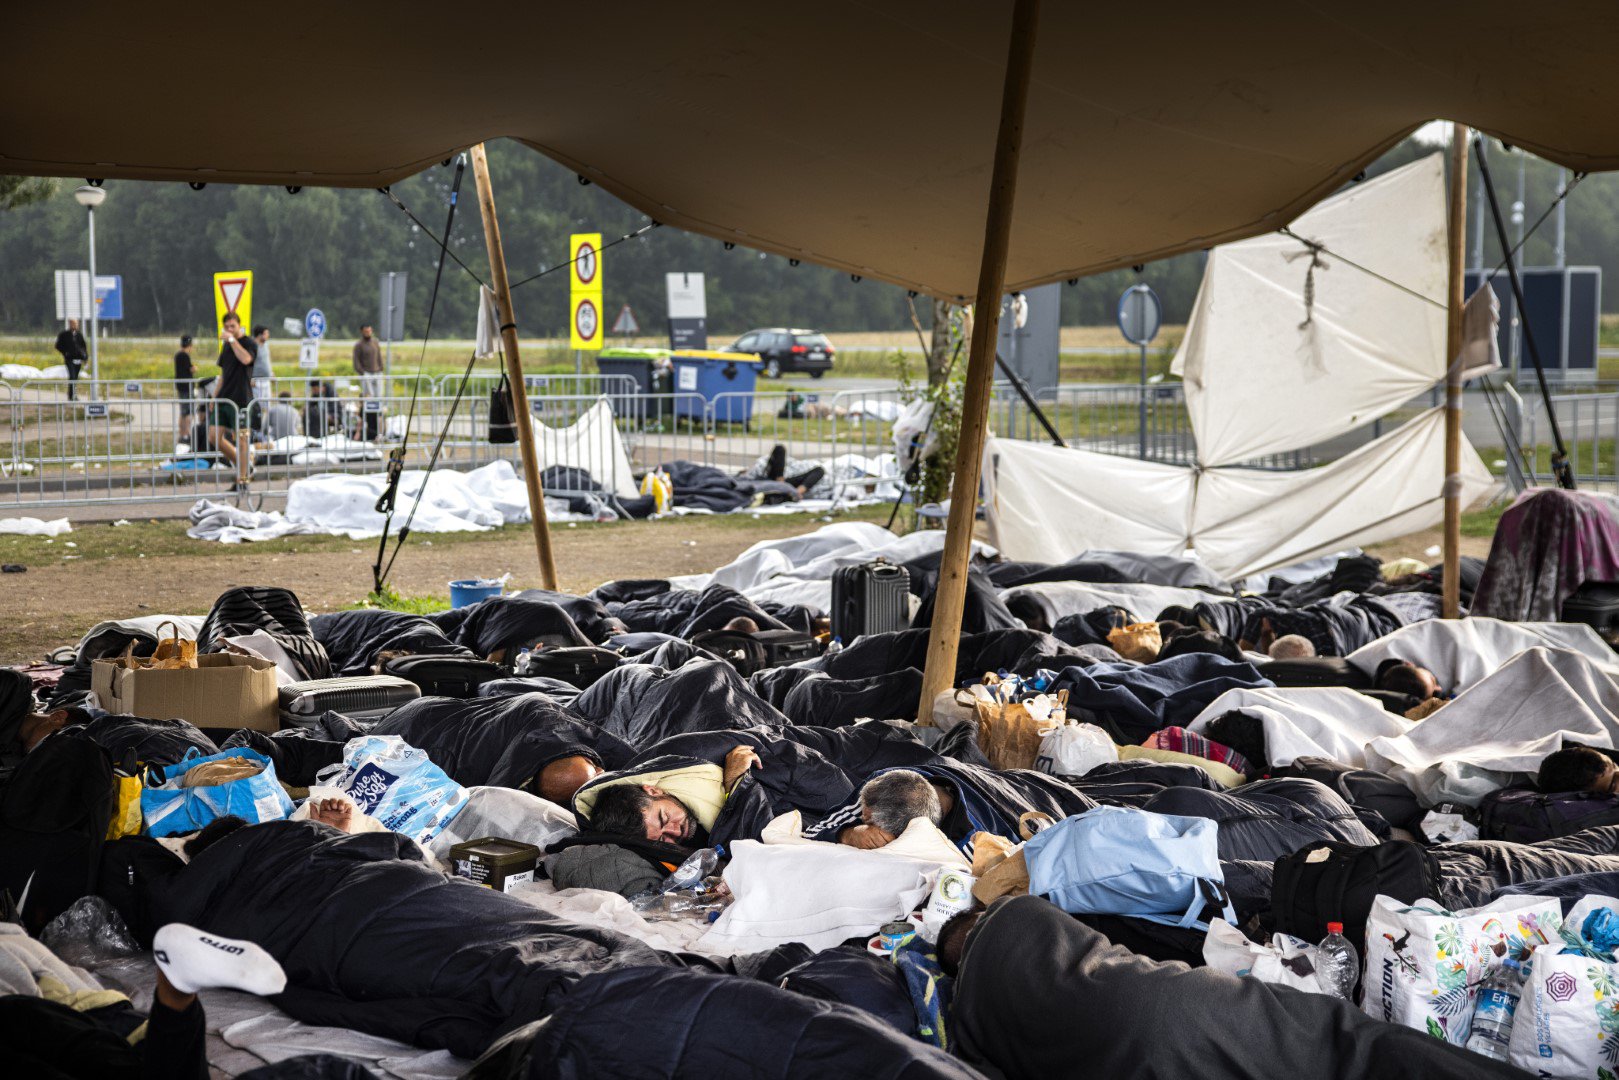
141;746;293;837
327;735;468;845
1023;805;1236;930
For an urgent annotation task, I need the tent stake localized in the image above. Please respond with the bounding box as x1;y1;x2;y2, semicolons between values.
470;142;559;590
1442;124;1470;620
916;0;1040;722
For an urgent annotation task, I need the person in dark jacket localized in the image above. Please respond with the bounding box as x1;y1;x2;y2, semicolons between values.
173;334;196;440
54;318;88;400
944;895;1526;1080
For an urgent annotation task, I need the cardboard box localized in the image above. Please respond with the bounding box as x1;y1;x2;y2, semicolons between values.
92;653;280;731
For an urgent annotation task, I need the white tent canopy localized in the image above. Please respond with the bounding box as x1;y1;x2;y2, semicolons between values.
1171;155;1450;466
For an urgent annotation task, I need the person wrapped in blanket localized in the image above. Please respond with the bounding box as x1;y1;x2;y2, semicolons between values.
737;445;829;503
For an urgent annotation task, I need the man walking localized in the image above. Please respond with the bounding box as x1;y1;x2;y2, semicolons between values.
53;319;88;401
173;334;196;442
209;313;257;474
352;323;383;440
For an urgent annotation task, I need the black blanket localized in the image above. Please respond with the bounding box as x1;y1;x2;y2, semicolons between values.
481;966;980;1079
61;714;216;767
430;596;594;659
311;610;474;676
196;586;331;681
152;820;724;1058
371;693;636;789
953;895;1526;1080
1046;653;1272;744
1141;778;1380;863
749;666;925;727
568;660;789;745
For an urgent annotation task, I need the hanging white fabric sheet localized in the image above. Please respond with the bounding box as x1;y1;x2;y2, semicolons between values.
1171;155;1449;466
983;408;1495;582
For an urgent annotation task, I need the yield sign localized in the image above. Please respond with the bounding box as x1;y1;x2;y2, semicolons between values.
611;303;640;334
218;278;247;311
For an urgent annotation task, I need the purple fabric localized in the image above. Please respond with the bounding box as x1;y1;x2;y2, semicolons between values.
1473;488;1619;621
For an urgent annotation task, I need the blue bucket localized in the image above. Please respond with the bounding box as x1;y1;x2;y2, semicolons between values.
449;579;504;609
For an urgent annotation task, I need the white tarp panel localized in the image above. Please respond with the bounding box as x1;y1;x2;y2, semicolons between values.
981;437;1194;565
1171;155;1448;466
1190;407;1496;581
983;409;1494;582
534;399;638;498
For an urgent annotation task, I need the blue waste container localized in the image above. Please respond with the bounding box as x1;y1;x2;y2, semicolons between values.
671;351;762;424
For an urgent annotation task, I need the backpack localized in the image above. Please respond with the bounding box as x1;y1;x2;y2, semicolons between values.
1477;786;1619;844
1023;806;1237;931
1270;838;1438;951
0;734;116;932
488;374;517;444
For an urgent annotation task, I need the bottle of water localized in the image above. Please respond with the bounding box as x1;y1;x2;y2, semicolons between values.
1317;922;1361;1000
825;636;843;657
662;847;719;892
1465;958;1525;1060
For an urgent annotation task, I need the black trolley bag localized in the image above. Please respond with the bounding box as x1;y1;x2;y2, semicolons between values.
830;559;911;641
382;655;508;698
519;646;625;689
690;629;822;677
278;675;421;730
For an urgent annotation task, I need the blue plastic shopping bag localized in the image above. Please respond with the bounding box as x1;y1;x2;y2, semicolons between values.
140;747;293;837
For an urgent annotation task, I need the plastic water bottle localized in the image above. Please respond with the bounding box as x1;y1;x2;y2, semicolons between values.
1317;922;1361;1000
662;847;719;892
825;637;843;657
1465;959;1525;1060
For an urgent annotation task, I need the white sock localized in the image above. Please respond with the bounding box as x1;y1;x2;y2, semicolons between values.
152;923;286;996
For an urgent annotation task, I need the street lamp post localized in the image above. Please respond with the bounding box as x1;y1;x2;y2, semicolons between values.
73;185;107;396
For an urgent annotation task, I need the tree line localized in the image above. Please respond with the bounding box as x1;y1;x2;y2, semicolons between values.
0;137;1609;343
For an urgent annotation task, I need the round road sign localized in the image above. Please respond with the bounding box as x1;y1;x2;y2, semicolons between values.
304;308;327;339
575;297;599;342
1116;284;1161;346
575;242;597;286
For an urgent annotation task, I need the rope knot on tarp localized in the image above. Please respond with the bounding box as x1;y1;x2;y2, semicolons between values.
1281;232;1330;329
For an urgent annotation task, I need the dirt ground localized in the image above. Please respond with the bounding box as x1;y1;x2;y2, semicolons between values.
0;508;893;663
0;504;1497;664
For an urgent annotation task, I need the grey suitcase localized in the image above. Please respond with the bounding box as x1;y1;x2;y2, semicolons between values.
278;675;421;730
830;559;911;641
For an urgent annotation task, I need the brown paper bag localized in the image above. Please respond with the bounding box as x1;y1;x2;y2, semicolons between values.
970;831;1018;877
968;694;1046;771
118;620;198;671
971;849;1029;905
1108;621;1162;662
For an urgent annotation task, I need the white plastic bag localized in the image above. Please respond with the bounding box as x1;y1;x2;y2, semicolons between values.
325;735;469;846
1361;893;1561;1045
1202;918;1334;996
891;397;936;472
1509;896;1619;1076
1035;721;1118;778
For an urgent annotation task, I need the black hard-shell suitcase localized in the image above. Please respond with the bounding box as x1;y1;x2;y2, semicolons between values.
690;628;821;677
1563;582;1619;641
518;646;624;689
1254;656;1372;690
382;655;507;698
278;675;420;730
830;560;911;642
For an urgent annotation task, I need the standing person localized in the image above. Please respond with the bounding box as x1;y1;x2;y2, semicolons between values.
53;319;88;401
173;334;196;442
251;326;273;406
209;313;257;473
352;324;383;440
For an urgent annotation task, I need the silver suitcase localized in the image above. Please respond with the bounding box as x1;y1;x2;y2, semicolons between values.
278;675;420;730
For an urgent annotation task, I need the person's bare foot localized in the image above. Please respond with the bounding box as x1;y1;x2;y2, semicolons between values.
308;797;353;833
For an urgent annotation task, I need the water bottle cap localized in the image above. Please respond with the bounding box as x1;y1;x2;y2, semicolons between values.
1326;921;1343;935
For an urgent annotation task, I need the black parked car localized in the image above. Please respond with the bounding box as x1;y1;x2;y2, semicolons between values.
722;328;835;379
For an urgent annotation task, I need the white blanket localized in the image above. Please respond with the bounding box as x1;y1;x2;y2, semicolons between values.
1346;617;1618;694
1187;687;1411;769
1000;579;1236;627
696;838;955;954
1363;647;1619;807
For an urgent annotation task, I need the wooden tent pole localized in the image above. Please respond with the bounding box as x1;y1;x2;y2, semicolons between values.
916;0;1041;722
1442;123;1470;619
470;142;559;590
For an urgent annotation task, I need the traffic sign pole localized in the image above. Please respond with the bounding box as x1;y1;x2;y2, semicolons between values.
1116;283;1162;460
